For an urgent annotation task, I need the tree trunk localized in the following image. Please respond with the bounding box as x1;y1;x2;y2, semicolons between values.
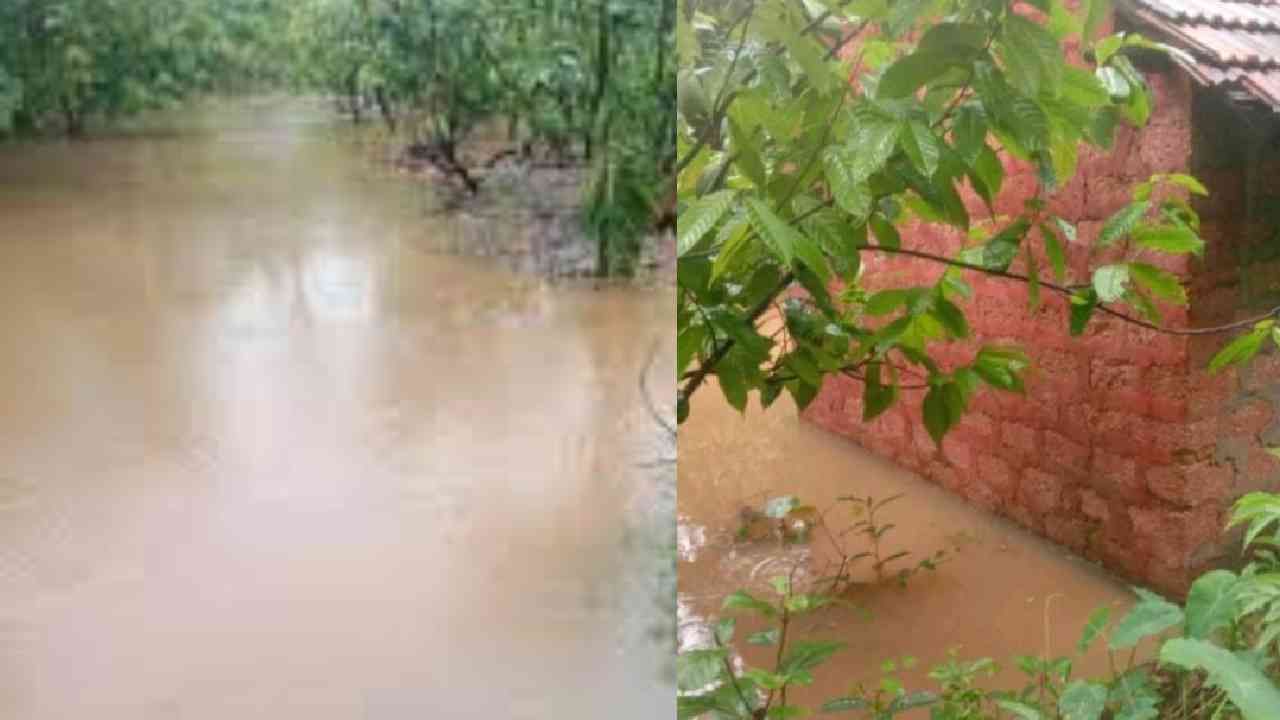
375;85;395;132
585;0;611;161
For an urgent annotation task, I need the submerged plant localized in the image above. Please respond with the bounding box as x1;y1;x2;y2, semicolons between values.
680;491;1280;720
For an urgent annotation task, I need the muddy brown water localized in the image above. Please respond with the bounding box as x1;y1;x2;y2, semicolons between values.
0;97;674;719
678;386;1141;714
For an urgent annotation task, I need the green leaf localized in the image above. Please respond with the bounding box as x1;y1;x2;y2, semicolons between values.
1128;262;1187;304
865;289;914;316
1092;264;1130;303
745;198;798;265
1058;680;1107;720
972;145;1005;203
1060;66;1110;107
715;617;735;645
995;699;1044;719
982;220;1029;272
1040;222;1067;282
678;190;737;257
1077;606;1111;653
1097;202;1148;247
1001;13;1062;97
1184;569;1239;640
1109;669;1161;720
676;648;727;692
923;382;962;445
846;108;900;180
1209;325;1270;374
933;296;970;339
678;324;707;377
869;213;901;249
920;22;987;57
1070;289;1099;336
973;346;1030;392
901;120;941;178
730;116;767;187
717;355;750;412
780;640;844;676
1095;65;1129;97
723;589;777;616
1132;224;1205;256
877;50;953;99
863;363;898;420
747;628;780;645
824;148;874;221
1159;638;1280;720
1109;588;1184;650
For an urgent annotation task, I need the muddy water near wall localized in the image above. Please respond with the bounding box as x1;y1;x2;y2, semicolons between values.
0;98;673;719
679;387;1139;711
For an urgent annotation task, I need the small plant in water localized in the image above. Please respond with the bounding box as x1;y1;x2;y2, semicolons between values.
734;492;948;594
682;491;1280;720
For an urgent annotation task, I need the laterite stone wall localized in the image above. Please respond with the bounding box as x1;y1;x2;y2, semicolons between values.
803;56;1280;596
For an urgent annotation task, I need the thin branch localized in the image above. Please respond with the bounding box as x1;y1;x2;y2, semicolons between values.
862;244;1280;336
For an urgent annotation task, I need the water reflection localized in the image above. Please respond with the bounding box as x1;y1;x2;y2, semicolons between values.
0;99;672;718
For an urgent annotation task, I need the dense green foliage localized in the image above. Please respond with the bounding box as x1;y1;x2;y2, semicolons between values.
0;0;289;134
678;492;1280;719
282;0;676;275
0;1;675;278
675;0;1215;428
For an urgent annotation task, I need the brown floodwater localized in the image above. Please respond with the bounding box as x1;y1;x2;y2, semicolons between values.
678;386;1142;714
0;97;674;718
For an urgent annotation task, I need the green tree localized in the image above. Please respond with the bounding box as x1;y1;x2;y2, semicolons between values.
674;0;1239;428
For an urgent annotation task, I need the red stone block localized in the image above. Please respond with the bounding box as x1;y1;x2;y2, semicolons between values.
977;452;1018;501
1045;430;1090;477
1080;488;1110;523
1092;449;1146;504
1146;461;1233;508
1019;467;1063;514
1224;398;1275;439
1085;175;1139;221
1045;515;1093;553
1006;503;1044;533
1146;70;1194;128
1002;419;1039;456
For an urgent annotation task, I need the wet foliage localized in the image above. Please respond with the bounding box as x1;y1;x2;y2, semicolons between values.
675;0;1212;431
679;491;1280;720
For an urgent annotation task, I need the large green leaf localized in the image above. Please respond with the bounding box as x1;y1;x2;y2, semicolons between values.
1097;201;1147;247
1001;13;1062;97
1184;569;1239;640
1109;588;1184;650
1132;224;1205;256
1128;262;1187;304
745;198;798;265
824;148;874;221
1058;680;1107;720
1091;264;1130;302
678;190;737;257
1160;638;1280;720
1077;606;1111;652
877;50;953;99
676;647;727;692
1209;324;1271;374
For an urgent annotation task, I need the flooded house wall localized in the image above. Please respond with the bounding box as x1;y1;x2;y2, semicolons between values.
804;55;1280;596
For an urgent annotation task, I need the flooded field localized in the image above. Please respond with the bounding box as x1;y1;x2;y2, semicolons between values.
0;97;673;718
678;386;1138;712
